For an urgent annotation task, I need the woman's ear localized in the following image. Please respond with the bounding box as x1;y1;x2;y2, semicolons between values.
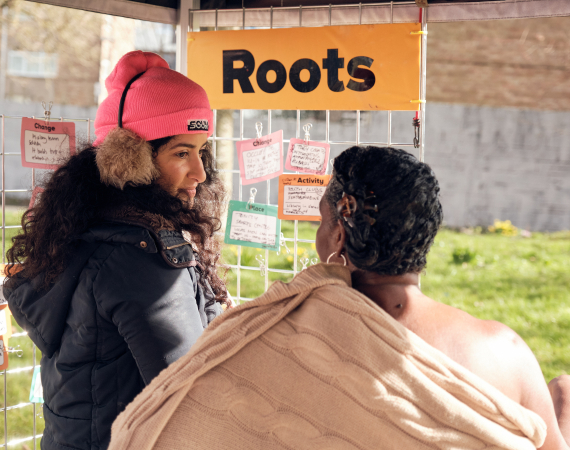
335;218;347;254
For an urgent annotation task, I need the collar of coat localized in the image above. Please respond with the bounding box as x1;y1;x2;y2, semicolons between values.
100;205;200;269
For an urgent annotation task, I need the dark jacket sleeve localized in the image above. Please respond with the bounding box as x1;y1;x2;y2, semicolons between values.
93;243;204;385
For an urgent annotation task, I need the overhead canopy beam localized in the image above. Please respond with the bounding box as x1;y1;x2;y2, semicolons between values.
26;0;570;24
26;0;178;24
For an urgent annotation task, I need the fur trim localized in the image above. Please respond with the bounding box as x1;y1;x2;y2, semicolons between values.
95;128;160;189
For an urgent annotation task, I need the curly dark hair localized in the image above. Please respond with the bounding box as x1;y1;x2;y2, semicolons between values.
6;139;229;307
325;146;443;275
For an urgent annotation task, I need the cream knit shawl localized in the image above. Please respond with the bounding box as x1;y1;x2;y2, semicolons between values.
109;263;546;450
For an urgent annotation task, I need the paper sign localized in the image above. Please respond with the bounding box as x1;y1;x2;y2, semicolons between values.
29;366;44;403
224;200;280;251
0;338;7;371
278;175;331;221
237;130;283;185
285;139;330;175
28;186;45;210
20;117;76;169
188;23;421;111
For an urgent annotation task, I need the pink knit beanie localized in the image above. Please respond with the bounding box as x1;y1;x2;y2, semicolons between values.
94;51;213;189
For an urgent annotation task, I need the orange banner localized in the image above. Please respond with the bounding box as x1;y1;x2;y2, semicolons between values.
187;23;421;111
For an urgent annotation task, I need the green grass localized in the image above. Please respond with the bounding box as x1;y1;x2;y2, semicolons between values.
422;229;570;381
1;208;570;443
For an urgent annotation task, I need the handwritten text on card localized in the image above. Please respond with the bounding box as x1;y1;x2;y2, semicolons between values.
237;130;283;185
283;186;326;216
278;174;331;221
230;211;277;247
290;144;326;171
243;143;281;180
20;118;76;170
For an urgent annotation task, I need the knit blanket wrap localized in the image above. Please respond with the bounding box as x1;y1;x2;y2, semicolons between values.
108;263;546;450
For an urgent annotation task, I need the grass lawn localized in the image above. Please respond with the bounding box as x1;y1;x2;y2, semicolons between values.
1;209;569;443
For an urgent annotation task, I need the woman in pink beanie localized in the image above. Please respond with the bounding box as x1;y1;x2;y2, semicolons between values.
4;51;228;450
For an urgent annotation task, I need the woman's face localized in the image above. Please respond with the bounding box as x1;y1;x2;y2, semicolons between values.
154;133;208;204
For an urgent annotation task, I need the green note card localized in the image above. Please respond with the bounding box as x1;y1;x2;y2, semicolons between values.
224;200;280;251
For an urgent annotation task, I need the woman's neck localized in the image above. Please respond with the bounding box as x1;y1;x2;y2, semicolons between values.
351;270;423;319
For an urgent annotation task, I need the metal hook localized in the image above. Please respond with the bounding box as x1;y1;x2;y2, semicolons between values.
41;101;53;126
303;123;312;145
276;232;291;256
255;121;263;144
255;255;266;277
327;158;334;175
310;257;319;266
246;188;257;210
7;345;23;358
413;117;420;149
300;257;309;270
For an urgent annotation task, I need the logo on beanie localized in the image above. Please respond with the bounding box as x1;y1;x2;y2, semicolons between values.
188;120;209;131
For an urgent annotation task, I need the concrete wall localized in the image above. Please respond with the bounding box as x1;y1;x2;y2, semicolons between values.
425;103;570;232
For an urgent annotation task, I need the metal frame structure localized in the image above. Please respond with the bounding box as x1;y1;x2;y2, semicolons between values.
0;1;429;446
0;116;94;448
177;1;428;301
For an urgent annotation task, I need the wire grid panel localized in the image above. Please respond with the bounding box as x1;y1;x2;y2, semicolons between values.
190;2;427;302
0;2;427;443
0;114;95;448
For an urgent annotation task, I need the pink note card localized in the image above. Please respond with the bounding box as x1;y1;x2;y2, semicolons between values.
285;138;330;175
28;187;45;210
237;130;283;185
20;117;76;170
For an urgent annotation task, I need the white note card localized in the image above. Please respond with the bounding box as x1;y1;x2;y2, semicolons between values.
242;143;281;180
229;211;278;247
290;144;326;171
283;186;326;216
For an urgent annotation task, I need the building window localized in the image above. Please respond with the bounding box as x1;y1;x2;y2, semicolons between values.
7;51;58;78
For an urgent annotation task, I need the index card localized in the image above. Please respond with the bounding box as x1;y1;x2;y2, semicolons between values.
278;174;331;221
285;138;330;175
237;130;283;185
20;117;76;169
224;200;281;251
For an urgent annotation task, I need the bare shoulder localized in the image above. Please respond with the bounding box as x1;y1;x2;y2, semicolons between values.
411;300;568;450
424;302;536;404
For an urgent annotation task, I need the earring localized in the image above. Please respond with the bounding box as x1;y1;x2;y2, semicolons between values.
326;251;347;266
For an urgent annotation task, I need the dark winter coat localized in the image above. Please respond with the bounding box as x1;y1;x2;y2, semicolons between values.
4;219;224;450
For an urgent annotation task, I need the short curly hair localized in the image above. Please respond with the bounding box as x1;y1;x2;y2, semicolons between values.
325;146;443;275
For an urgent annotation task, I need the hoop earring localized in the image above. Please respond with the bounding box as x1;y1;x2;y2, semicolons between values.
326;251;347;266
